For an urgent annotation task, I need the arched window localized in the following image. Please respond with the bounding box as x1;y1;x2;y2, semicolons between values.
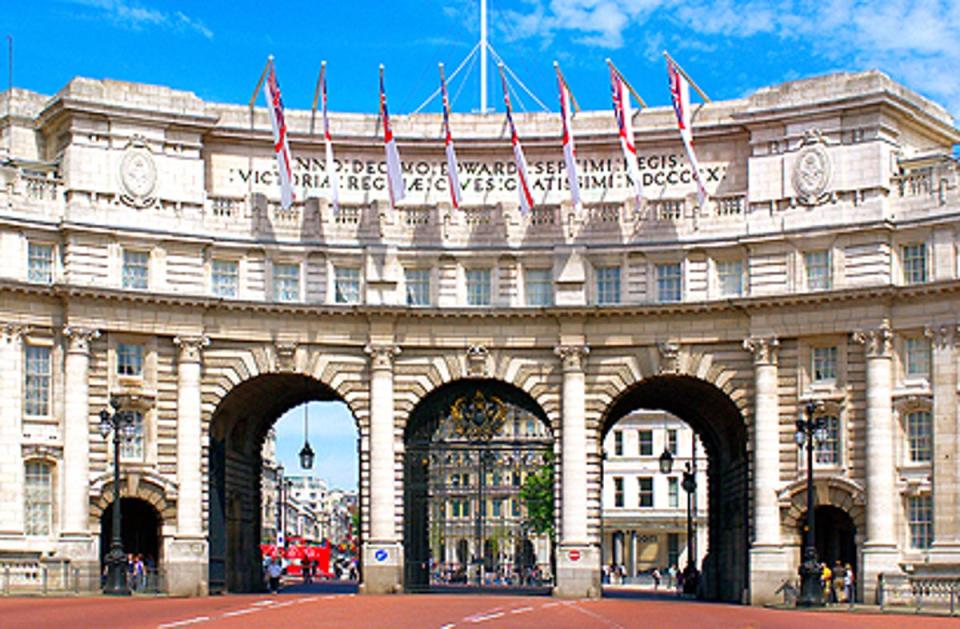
24;461;53;535
906;410;933;463
815;415;840;465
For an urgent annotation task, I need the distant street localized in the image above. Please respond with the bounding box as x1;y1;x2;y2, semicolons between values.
1;592;958;629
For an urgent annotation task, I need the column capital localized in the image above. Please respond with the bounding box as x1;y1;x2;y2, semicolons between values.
924;323;960;350
174;335;210;363
365;343;401;371
852;321;893;358
743;337;779;366
554;344;589;371
2;322;33;343
63;326;100;354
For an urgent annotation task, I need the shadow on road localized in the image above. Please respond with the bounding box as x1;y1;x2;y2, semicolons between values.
280;580;359;595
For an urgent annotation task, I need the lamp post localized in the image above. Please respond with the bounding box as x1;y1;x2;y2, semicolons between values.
658;447;699;594
98;397;137;596
795;400;827;607
299;404;315;470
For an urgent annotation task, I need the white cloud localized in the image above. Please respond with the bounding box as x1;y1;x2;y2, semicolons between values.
67;0;214;40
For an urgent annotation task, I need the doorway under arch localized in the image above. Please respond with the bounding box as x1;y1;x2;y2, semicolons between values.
207;373;361;593
99;498;161;579
803;506;858;578
600;374;749;603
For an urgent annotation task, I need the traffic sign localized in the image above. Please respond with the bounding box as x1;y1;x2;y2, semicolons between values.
568;549;581;561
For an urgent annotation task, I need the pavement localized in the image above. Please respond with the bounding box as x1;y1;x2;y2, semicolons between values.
1;590;959;628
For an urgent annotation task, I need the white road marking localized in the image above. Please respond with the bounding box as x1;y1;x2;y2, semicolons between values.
251;600;275;607
157;617;210;628
563;602;625;629
221;608;261;618
510;606;534;614
542;601;560;608
438;624;456;629
467;612;504;623
272;600;297;608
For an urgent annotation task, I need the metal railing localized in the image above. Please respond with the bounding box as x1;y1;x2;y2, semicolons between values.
879;573;960;615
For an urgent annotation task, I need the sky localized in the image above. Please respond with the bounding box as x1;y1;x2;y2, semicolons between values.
273;401;358;490
4;1;960;120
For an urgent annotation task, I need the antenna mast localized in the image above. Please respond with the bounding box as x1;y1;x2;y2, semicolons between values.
480;0;488;113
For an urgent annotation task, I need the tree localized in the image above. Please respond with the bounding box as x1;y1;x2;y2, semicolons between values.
520;453;555;539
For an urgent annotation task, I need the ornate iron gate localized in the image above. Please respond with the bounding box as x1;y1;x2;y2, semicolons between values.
404;389;554;592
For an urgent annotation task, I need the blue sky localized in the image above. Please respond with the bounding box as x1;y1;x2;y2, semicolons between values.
274;401;358;490
5;1;960;119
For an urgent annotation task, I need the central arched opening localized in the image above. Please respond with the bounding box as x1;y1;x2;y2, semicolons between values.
99;497;161;591
208;373;360;594
403;379;555;593
600;375;748;603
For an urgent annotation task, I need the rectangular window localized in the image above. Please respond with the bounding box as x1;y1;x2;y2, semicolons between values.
902;244;927;285
815;415;840;465
525;268;553;306
638;477;654;508
24;462;52;535
668;477;680;508
120;410;144;461
812;346;838;383
804;250;832;291
122;250;149;290
638;430;653;456
27;243;53;284
333;266;361;304
908;494;933;549
595;266;621;305
405;268;430;306
656;263;682;303
512;499;520;517
24;345;51;416
492;499;502;517
907;410;933;463
613;430;623;456
667;533;680;569
116;343;144;377
274;263;301;302
211;259;238;298
466;268;492;306
716;260;743;297
613;477;624;508
905;338;931;378
668;429;678;455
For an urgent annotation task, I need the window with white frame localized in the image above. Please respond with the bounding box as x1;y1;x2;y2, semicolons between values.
273;263;300;302
902;243;927;285
122;250;149;290
24;345;51;416
906;410;933;463
904;337;931;378
24;461;52;535
638;477;654;507
668;477;680;508
404;268;430;306
211;259;239;298
116;343;144;377
27;243;53;284
120;410;145;461
908;494;933;549
811;346;838;383
525;268;553;306
613;476;624;507
815;415;841;465
804;250;832;291
656;262;682;303
638;430;653;456
334;266;360;304
466;268;492;306
668;429;678;455
613;430;623;456
716;260;743;297
595;266;621;305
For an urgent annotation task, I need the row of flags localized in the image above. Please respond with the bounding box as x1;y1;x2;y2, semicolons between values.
260;55;711;213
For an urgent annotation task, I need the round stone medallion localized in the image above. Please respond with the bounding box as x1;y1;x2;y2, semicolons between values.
792;144;831;205
119;146;157;205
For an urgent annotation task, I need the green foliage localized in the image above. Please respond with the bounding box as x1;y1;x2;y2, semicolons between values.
520;453;555;539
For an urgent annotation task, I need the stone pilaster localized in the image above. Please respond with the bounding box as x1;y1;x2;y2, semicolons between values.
0;324;29;538
61;327;100;536
926;323;960;562
852;321;899;601
744;336;787;604
361;343;402;594
554;344;599;598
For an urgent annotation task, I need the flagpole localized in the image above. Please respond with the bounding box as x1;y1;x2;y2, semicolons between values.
249;56;272;111
480;0;488;113
310;61;326;135
606;58;647;109
663;51;711;103
553;61;581;113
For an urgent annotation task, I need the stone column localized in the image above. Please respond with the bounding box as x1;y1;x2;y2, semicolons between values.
629;531;638;578
61;327;99;536
927;324;960;561
0;324;29;538
363;343;402;594
554;344;599;597
853;322;899;601
744;336;787;605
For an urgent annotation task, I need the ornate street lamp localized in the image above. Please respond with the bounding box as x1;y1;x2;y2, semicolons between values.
276;464;285;549
658;448;674;474
795;400;826;608
299;404;315;470
658;446;698;594
98;396;137;596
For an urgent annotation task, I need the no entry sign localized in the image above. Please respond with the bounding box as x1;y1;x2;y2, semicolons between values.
568;549;581;562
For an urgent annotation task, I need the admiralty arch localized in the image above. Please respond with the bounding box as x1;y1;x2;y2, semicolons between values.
1;69;958;605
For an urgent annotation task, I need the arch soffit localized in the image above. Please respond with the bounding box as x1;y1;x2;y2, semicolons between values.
89;470;177;524
779;476;867;531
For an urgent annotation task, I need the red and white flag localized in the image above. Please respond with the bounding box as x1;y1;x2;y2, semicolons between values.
668;58;708;209
500;67;534;214
556;64;581;208
439;65;462;208
263;57;295;210
321;62;339;211
379;66;405;206
609;63;643;205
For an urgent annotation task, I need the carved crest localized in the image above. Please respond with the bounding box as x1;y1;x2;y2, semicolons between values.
792;130;831;206
446;390;508;441
119;137;158;208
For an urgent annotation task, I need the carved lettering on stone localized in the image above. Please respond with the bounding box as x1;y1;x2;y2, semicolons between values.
743;337;779;366
852;321;893;358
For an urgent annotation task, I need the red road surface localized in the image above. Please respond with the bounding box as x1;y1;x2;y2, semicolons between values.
0;593;957;628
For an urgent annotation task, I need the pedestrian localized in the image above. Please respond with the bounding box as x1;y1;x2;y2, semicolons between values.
831;561;844;603
134;554;146;591
652;567;661;590
668;564;677;589
267;558;283;594
820;563;832;601
843;564;855;603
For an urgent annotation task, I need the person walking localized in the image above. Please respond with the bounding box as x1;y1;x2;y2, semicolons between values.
843;564;855;603
652;567;661;590
267;558;283;594
831;561;845;603
820;563;832;602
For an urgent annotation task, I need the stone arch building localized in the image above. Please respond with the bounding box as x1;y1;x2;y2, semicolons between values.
0;69;958;604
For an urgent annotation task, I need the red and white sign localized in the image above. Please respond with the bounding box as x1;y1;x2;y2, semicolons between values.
567;549;581;562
